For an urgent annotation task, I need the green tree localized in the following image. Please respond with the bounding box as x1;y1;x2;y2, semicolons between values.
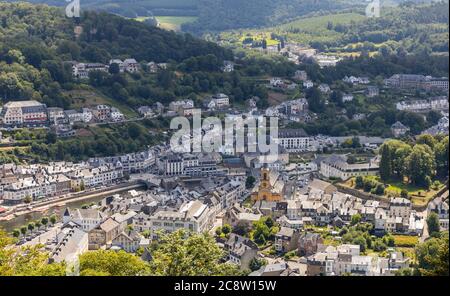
435;136;449;177
24;195;32;204
50;214;57;225
12;229;20;238
416;134;437;150
79;249;149;276
355;176;364;189
264;216;275;229
379;144;392;182
41;217;49;229
27;223;35;234
221;224;232;236
405;144;436;186
351;214;362;226
20;226;27;236
415;232;449;276
245;176;256;189
400;189;409;199
375;183;385;195
149;229;242;276
373;239;387;252
109;63;120;74
249;257;267;271
426;212;440;237
0;228;65;276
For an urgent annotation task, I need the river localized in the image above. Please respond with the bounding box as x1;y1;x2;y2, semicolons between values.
0;188;145;232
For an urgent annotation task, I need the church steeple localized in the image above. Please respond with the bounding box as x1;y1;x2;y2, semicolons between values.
260;166;270;189
250;166;283;202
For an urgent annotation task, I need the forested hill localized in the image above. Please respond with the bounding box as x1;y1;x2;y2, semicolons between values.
0;2;232;108
6;0;200;18
9;0;367;32
182;0;365;33
0;2;230;63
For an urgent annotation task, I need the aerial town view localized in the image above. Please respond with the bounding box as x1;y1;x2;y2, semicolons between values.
0;0;448;290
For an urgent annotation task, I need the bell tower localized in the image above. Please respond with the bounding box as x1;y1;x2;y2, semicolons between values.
260;166;270;189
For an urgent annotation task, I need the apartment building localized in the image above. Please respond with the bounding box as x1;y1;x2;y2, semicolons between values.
320;155;379;180
148;200;213;238
276;129;313;152
1;100;47;126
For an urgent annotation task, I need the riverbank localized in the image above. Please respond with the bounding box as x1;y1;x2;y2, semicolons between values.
0;182;146;232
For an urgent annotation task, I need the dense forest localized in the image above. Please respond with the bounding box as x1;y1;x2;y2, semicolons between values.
182;0;364;33
7;0;200;18
0;2;232;109
323;1;450;54
221;1;449;56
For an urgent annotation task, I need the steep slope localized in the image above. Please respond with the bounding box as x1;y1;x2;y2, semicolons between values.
0;2;232;108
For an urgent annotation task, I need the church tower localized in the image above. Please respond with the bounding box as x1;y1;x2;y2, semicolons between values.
250;166;283;202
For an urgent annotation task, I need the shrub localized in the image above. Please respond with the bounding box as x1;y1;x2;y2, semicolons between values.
400;189;409;199
375;183;385;195
355;176;364;189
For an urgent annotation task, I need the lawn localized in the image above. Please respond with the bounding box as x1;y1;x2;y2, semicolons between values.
384;179;444;206
65;88;138;118
238;32;279;46
219;12;373;56
343;176;445;206
270;12;366;46
134;16;197;31
323;237;341;247
242;196;254;209
393;235;419;248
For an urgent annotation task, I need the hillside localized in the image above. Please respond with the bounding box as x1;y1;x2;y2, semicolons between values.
219;1;449;56
9;0;369;32
182;0;367;33
0;2;231;109
9;0;199;18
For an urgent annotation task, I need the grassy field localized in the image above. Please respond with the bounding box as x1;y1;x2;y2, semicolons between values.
135;16;197;31
65;88;138;118
221;12;366;47
393;235;419;248
239;32;279;46
342;176;445;206
384;179;444;207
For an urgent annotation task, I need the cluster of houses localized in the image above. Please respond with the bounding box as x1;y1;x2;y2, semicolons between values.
136;94;231;119
0;100;125;129
0;148;157;204
70;58;140;79
27;164;430;274
303;243;410;276
265;99;313;123
2;130;442;276
43;169;248;264
396;96;449;113
70;58;169;79
216;177;426;275
269;77;299;90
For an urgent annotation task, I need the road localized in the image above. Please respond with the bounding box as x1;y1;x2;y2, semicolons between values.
419;208;429;243
22;223;62;247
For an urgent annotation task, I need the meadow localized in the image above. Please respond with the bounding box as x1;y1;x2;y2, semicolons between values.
134;16;197;31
